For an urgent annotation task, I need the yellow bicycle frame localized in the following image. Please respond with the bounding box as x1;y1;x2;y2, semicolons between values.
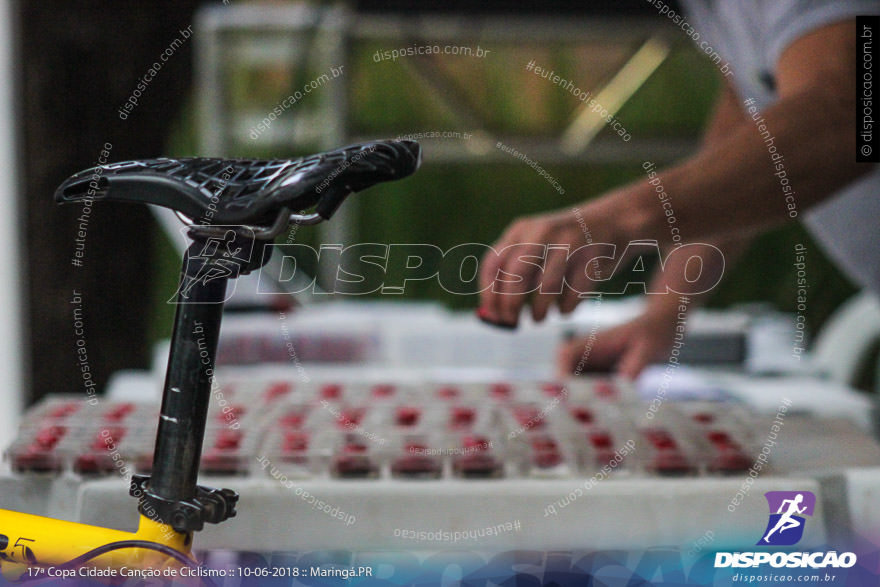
0;509;192;578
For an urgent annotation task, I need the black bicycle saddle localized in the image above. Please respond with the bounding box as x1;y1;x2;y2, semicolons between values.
54;139;421;228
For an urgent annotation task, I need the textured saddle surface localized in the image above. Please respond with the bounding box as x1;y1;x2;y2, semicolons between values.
55;140;421;226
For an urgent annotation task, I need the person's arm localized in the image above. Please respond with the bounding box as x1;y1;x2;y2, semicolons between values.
481;20;867;327
702;80;750;147
557;236;750;377
596;20;866;246
556;82;753;378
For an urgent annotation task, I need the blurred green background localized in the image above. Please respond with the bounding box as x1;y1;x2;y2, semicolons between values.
150;34;856;344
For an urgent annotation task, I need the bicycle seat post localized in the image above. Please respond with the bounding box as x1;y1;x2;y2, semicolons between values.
54;139;421;536
131;228;270;534
153;240;230;498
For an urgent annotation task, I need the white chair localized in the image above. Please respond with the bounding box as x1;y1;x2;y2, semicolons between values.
812;292;880;392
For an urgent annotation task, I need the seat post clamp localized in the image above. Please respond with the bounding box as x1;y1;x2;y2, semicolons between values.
130;475;239;533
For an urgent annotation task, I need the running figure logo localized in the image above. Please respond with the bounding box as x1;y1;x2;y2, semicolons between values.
170;226;255;304
757;491;816;546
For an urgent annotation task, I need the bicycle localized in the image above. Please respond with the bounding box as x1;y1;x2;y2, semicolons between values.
0;139;421;579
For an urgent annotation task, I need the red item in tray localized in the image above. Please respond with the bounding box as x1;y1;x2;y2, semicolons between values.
490;383;513;400
395;407;420;427
333;442;377;478
594;379;617;398
201;449;247;476
392;443;441;478
320;384;343;400
49;403;79;419
530;435;563;469
642;428;694;476
462;435;490;450
13;449;62;473
454;436;501;478
435;386;460;400
91;427;125;449
280;431;310;464
709;449;752;474
450;407;476;429
644;429;678;450
705;429;752;474
74;453;114;475
215;405;245;425
284;431;309;451
279;407;309;428
264;382;293;402
215;430;242;450
570;406;594;425
104;404;135;422
541;383;566;398
338;407;366;428
707;430;737;447
371;384;395;398
649;451;696;476
586;430;618;466
512;405;546;430
200;428;247;475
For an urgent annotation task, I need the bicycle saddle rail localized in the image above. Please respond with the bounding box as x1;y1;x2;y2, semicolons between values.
54;139;421;237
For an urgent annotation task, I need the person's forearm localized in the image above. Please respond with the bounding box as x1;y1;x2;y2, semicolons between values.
701;81;748;148
593;87;867;247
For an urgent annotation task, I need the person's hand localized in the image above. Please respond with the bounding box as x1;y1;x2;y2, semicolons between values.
478;203;625;326
556;310;679;380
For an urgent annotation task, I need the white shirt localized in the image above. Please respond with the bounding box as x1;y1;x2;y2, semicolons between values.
680;0;880;294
